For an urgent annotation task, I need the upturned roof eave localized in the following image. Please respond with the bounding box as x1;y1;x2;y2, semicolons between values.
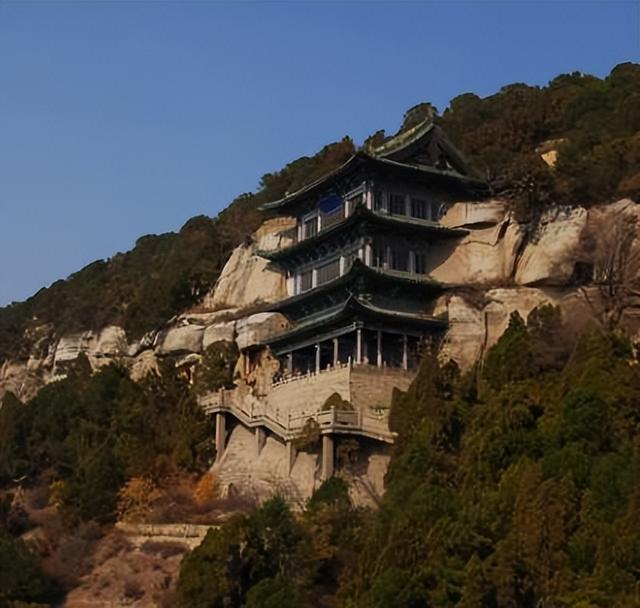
263;295;447;350
258;152;488;214
371;120;436;159
266;260;448;315
256;206;468;262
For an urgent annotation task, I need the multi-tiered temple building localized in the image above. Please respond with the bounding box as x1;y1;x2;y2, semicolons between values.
202;120;487;485
257;120;486;376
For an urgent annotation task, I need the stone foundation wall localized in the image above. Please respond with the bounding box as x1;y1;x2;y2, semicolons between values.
350;366;415;410
265;365;351;419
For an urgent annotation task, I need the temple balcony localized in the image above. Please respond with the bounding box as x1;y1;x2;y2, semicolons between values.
198;361;415;445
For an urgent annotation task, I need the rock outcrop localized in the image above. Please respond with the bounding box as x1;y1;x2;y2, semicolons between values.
200;217;294;311
3;198;637;399
514;206;588;286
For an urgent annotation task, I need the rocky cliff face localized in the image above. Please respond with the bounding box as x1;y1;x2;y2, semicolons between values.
2;199;639;400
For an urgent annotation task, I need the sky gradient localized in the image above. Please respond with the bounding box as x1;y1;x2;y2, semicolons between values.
1;0;638;306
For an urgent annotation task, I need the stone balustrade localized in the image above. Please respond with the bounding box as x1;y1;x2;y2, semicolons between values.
198;363;410;444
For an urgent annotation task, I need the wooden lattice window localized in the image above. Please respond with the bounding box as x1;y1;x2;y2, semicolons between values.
389;193;406;215
411;198;429;220
316;258;341;286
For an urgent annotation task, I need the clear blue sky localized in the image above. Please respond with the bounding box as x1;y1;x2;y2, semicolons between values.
1;1;638;306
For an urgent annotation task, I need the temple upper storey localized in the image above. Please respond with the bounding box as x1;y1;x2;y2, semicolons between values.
256;120;484;300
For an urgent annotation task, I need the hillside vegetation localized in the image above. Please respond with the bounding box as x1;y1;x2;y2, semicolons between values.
1;64;639;363
175;308;640;608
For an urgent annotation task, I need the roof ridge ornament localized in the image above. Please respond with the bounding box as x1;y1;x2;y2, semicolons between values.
370;118;435;159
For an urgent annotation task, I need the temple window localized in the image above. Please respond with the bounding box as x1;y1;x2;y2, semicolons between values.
389;193;406;216
373;241;387;269
411;198;429;220
347;192;364;209
303;216;318;239
316;258;341;286
414;251;427;274
390;246;409;272
300;269;313;292
373;190;385;211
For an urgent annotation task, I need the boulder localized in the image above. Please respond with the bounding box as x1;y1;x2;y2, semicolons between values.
53;331;96;366
155;325;204;356
130;350;160;382
202;243;288;312
201;219;295;312
515;207;588;286
438;293;487;368
202;321;236;349
235;313;289;350
439;286;598;371
430;217;525;284
94;326;128;358
253;217;296;251
440;200;507;228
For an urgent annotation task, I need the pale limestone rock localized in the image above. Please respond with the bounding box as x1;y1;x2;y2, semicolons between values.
93;326;128;358
247;348;280;397
483;287;563;348
431;217;525;284
440;286;601;371
438;293;488;368
181;309;239;326
202;321;236;349
202;219;294;312
127;341;142;358
130;350;160;382
155;324;204;356
203;243;287;312
599;198;639;217
212;424;317;507
515;207;588;286
440;200;507;228
235;313;289;350
53;331;96;366
365;453;390;499
253;217;296;251
0;360;29;400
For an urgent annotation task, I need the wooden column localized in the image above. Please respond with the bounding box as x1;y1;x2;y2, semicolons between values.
409;250;416;274
315;343;321;373
402;334;408;371
333;338;339;366
287;353;293;373
215;413;226;463
356;329;363;364
365;182;373;210
321;434;335;480
377;330;382;368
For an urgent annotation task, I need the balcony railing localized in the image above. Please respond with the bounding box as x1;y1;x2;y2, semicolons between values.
198;362;401;443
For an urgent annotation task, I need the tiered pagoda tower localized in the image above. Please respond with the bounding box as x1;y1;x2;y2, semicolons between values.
257;120;487;375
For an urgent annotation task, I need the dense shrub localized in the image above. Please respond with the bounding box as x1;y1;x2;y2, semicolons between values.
0;531;60;605
0;361;213;523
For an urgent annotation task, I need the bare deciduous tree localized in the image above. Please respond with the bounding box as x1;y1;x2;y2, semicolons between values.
582;207;640;330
